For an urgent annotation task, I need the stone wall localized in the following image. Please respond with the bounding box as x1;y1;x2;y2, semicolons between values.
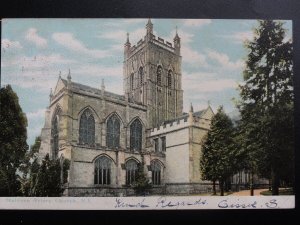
164;183;220;195
66;182;219;197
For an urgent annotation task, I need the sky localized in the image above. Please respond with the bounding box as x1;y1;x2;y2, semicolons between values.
1;19;292;146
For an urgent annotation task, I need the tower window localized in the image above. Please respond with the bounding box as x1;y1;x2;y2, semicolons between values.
94;156;112;185
157;66;162;86
51;109;61;159
130;119;142;151
130;73;134;91
139;67;144;86
79;108;95;146
168;70;172;88
106;114;120;148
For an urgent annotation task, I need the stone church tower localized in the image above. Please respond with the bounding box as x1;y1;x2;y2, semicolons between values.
123;19;183;128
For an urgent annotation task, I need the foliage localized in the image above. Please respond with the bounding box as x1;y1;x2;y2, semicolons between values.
132;162;152;196
0;85;28;196
238;20;294;195
200;106;237;196
20;136;70;197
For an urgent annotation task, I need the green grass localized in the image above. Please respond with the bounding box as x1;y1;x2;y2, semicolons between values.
260;188;294;196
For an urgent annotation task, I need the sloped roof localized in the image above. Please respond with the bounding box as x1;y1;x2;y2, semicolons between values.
162;109;206;125
61;79;143;105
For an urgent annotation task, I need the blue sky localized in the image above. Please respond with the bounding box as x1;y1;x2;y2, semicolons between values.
1;19;292;146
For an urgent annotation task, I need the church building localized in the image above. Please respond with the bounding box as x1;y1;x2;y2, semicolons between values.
38;19;214;196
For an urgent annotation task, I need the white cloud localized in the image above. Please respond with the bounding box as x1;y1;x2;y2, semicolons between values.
162;28;194;44
98;28;146;46
183;71;216;81
221;31;254;44
207;49;244;70
184;78;238;93
183;19;212;27
182;45;207;66
4;69;59;93
2;54;75;70
27;124;43;142
52;32;109;58
25;28;47;48
1;39;23;50
73;64;122;78
27;108;46;119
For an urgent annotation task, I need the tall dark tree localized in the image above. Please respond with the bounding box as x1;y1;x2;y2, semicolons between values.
0;85;28;196
19;136;41;196
132;156;151;196
238;20;294;195
200;106;236;196
20;136;70;197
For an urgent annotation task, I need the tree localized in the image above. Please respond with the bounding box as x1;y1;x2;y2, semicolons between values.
0;85;28;196
200;106;237;196
132;157;152;196
238;20;294;195
20;136;70;197
19;136;41;196
29;153;70;197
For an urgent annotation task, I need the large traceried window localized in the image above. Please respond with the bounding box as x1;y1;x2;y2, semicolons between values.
126;159;138;185
139;67;144;86
106;114;120;148
130;119;142;151
51;111;60;159
94;156;112;185
167;70;172;88
151;161;162;185
157;66;162;86
79;108;95;145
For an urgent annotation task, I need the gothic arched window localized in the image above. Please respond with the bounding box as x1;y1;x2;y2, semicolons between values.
130;73;134;91
151;161;162;185
106;114;120;148
167;70;172;88
51;111;60;159
139;67;144;86
157;66;162;86
130;119;142;151
126;159;138;185
79;108;95;145
94;156;112;185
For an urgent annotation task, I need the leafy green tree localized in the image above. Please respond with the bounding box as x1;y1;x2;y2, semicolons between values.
19;136;41;196
132;158;152;196
238;20;294;195
30;154;70;197
200;106;236;196
0;85;28;196
20;136;70;197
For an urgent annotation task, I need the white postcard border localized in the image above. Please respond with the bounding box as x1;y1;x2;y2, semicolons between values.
0;196;295;210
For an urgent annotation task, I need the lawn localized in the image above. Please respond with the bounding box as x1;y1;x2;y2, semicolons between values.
260;188;294;196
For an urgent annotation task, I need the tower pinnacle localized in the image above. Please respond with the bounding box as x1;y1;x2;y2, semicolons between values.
173;26;181;55
67;68;72;82
101;78;105;94
189;102;194;113
146;18;153;35
125;32;130;45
